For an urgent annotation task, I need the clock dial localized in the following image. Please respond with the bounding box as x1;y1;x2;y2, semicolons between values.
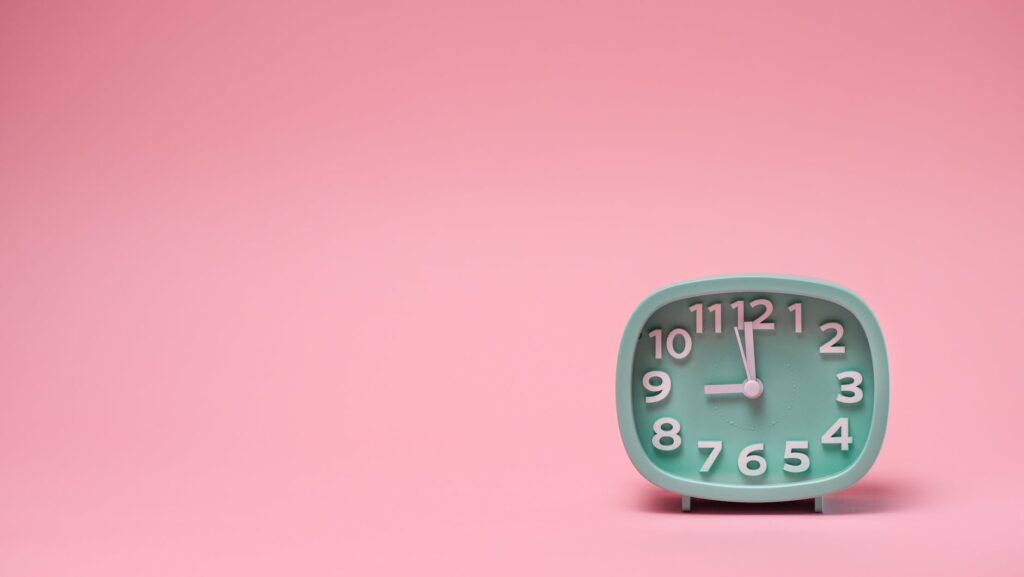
622;284;883;494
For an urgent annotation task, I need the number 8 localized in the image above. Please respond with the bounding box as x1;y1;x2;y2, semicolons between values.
652;417;681;451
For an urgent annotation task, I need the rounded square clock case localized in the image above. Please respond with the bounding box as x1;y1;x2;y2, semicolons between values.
616;275;889;512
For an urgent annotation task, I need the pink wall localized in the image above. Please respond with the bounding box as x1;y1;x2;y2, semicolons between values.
2;1;1022;575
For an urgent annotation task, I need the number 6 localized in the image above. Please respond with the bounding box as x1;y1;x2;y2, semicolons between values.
738;443;766;477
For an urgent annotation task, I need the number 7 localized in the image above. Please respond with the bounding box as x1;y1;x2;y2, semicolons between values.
698;441;723;472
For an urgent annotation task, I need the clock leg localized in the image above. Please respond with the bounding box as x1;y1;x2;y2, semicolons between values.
681;496;692;512
814;496;824;514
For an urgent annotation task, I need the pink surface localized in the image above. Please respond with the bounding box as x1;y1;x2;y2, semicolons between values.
2;1;1023;574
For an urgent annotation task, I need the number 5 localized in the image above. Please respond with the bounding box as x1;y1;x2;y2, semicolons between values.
783;441;810;473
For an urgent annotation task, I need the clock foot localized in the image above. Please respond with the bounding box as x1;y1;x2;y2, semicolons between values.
814;496;824;514
681;496;692;512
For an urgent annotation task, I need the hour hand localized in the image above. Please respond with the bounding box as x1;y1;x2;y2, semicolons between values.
705;380;764;399
704;384;745;395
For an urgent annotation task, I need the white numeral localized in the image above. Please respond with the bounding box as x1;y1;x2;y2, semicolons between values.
642;371;671;404
783;441;810;473
738;443;766;476
649;328;692;360
819;322;846;354
821;417;852;451
788;302;803;333
652;417;681;451
749;299;775;329
697;441;722;473
731;300;745;327
666;328;692;359
689;304;703;334
836;370;864;404
707;303;722;334
648;329;662;360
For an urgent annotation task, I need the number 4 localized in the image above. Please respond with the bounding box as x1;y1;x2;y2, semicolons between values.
821;417;852;451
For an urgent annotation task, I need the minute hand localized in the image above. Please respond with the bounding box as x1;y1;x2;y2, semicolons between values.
743;321;756;379
733;326;753;381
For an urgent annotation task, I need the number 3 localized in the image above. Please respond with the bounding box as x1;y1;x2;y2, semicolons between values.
836;370;863;404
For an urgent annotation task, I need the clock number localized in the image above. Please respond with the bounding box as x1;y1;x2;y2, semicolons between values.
821;417;852;451
836;370;864;404
782;441;810;473
749;299;775;329
731;300;745;327
708;303;722;333
689;304;703;334
667;328;692;359
738;443;767;476
648;329;692;360
642;371;672;404
695;303;723;334
648;330;662;360
697;441;723;473
819;322;846;354
788;302;803;333
652;417;681;451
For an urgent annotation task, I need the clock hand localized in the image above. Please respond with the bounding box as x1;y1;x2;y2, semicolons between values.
704;384;745;395
704;381;764;398
734;326;753;381
743;321;756;379
716;323;763;399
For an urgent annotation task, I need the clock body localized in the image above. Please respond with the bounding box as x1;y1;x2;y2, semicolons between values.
615;276;889;503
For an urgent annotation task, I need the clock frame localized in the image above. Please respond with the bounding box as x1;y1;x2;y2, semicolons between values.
615;275;889;510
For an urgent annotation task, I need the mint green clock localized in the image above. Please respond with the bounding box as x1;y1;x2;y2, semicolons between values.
616;276;889;513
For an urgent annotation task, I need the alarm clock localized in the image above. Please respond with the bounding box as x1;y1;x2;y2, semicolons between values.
615;275;889;513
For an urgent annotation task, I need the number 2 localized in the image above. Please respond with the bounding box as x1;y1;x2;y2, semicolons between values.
819;322;845;354
749;299;775;329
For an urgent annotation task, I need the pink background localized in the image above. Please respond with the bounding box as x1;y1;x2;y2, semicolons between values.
2;1;1023;575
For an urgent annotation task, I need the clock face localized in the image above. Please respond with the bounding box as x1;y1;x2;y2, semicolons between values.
616;277;888;502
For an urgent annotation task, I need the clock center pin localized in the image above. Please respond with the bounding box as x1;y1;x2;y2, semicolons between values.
742;379;764;399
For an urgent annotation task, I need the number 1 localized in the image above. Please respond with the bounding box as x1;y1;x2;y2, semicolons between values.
689;304;703;334
707;304;722;334
731;300;744;327
788;302;803;333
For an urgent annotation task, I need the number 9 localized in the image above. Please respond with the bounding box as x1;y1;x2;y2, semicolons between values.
643;371;671;404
